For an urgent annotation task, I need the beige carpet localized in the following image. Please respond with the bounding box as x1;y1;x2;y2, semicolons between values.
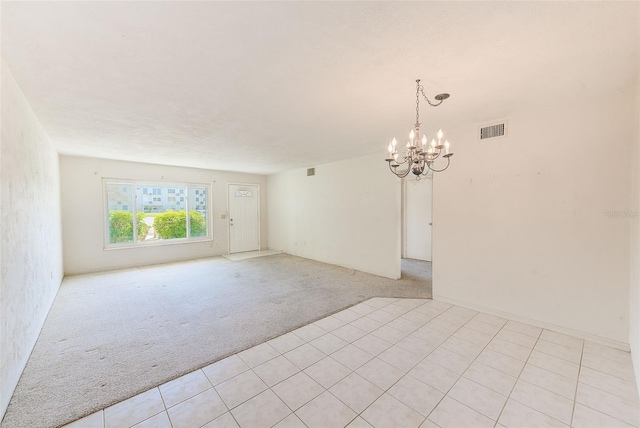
1;254;431;428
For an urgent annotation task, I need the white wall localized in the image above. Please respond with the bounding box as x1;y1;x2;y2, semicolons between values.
0;61;64;419
268;152;401;279
60;156;268;274
433;90;635;345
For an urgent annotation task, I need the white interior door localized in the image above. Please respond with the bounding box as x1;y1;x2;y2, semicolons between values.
404;178;432;261
228;184;260;254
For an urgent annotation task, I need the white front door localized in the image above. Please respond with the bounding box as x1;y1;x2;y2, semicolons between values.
228;184;260;254
404;178;432;261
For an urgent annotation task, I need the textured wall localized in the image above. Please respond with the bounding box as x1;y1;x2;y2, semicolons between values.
432;91;635;345
268;152;401;279
60;155;268;274
0;61;63;419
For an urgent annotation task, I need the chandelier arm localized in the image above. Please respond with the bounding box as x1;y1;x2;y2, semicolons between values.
388;161;411;178
426;157;451;173
429;151;442;161
396;163;412;178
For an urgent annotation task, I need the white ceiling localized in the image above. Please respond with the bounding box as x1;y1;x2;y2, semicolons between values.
2;1;638;175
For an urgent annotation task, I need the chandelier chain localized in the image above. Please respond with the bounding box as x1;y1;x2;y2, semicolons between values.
419;85;444;108
416;83;420;124
415;81;444;124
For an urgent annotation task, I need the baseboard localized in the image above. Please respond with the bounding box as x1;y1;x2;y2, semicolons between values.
276;250;401;280
433;294;631;352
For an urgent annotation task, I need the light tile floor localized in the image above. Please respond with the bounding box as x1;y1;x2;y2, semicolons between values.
65;298;640;428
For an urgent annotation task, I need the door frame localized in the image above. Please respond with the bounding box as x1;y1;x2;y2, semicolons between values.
401;180;408;258
227;183;261;254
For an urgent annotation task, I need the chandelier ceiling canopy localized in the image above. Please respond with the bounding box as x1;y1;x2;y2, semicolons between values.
385;79;453;180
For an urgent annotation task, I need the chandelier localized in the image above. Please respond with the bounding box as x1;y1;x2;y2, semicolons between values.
385;79;453;180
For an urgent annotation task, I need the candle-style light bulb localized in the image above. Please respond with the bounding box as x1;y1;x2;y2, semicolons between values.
391;138;397;148
437;129;443;140
445;140;450;154
431;138;436;148
421;135;428;146
409;130;415;143
388;142;393;154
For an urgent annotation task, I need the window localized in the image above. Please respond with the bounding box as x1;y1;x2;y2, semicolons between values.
106;183;135;244
105;180;210;248
188;186;208;237
235;188;253;197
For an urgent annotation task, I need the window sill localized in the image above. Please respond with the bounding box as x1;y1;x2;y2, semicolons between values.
104;236;213;251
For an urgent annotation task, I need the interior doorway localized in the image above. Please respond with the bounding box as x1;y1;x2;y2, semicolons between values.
228;184;260;254
402;177;433;261
401;177;433;291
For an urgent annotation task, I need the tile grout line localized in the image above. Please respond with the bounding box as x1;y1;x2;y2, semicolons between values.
298;298;407;428
292;298;434;426
492;326;543;427
570;340;585;428
327;299;439;427
578;358;639;383
273;298;406;428
421;310;509;426
521;339;639;425
231;354;302;427
351;304;487;426
155;385;172;428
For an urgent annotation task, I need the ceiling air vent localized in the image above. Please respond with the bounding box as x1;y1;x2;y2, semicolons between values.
479;121;507;140
307;168;315;176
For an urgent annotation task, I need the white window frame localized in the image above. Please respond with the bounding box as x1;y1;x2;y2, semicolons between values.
103;178;213;249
